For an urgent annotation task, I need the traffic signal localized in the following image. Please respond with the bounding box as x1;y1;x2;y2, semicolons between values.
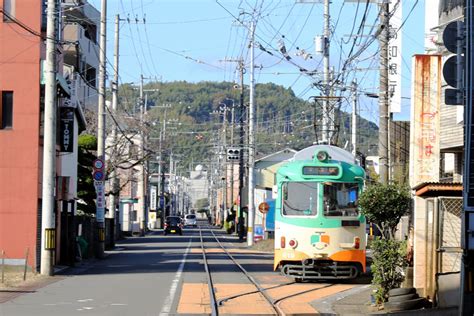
226;147;241;161
442;21;465;105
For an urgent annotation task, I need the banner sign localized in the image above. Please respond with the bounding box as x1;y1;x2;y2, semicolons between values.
409;55;441;187
59;107;75;152
150;186;157;211
95;181;105;222
388;0;402;113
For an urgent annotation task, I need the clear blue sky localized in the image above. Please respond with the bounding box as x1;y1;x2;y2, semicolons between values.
88;0;425;123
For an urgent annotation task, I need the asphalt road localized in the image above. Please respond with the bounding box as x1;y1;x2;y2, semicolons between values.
0;220;372;316
1;227;201;316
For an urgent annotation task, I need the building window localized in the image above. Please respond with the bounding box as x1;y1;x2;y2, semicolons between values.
0;91;13;129
3;0;15;22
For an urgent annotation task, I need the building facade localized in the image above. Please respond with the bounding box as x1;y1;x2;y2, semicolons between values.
0;0;96;270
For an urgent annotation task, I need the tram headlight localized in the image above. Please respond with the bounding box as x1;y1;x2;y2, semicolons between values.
316;150;329;162
281;236;286;248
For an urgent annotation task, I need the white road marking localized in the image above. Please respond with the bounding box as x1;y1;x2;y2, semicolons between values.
159;238;192;316
77;299;93;302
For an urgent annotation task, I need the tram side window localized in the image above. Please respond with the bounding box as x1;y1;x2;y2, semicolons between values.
323;182;359;217
282;182;318;216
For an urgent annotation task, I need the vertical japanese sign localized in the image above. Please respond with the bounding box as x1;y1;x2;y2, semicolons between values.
409;55;441;187
93;158;106;223
388;0;402;113
59;108;74;152
95;181;105;222
150;185;157;211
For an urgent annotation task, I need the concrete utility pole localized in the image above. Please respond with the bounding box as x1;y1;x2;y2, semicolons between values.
96;0;107;258
108;14;122;245
138;75;146;235
378;1;389;184
40;0;58;276
238;61;246;242
157;105;170;227
221;105;228;226
169;153;175;215
322;0;331;144
229;103;235;216
351;79;358;157
247;20;256;246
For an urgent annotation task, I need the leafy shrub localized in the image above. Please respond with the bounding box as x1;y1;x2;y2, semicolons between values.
371;238;408;304
359;183;411;305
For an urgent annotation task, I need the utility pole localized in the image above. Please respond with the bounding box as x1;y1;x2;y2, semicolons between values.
351;79;358;157
96;0;107;258
322;0;331;144
158;106;169;227
138;75;146;235
40;0;57;276
148;103;170;227
108;14;123;245
238;61;245;242
221;106;227;226
169;152;174;215
378;1;389;184
247;20;256;246
229;103;235;217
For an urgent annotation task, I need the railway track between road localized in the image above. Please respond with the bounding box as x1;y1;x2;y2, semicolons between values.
198;225;337;316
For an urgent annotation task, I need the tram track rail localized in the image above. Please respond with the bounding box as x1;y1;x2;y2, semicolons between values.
198;224;337;315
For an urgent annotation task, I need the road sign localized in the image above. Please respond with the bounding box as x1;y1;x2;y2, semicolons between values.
258;202;269;214
93;170;105;181
93;158;105;170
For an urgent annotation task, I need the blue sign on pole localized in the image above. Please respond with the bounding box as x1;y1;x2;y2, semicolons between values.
265;200;275;231
93;170;104;181
159;196;165;209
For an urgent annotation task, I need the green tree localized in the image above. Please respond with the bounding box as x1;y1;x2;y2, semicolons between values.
358;183;411;304
77;134;97;215
358;183;411;239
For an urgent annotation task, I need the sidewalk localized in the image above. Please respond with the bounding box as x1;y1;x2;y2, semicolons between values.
313;284;458;316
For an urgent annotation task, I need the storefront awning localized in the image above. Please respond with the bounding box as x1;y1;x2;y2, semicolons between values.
413;182;463;197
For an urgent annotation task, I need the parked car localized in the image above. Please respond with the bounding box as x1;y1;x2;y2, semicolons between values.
184;214;197;227
164;216;183;235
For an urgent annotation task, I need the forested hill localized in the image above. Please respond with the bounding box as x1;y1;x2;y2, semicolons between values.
116;81;379;173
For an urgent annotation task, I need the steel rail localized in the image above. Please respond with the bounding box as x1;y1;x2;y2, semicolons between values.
218;281;295;305
208;228;283;315
272;283;335;306
202;224;337;315
199;227;219;316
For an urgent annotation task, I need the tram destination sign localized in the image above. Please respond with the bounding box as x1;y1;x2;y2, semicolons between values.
302;166;340;176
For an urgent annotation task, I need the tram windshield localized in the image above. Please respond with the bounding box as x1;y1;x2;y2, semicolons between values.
323;182;359;217
282;182;318;216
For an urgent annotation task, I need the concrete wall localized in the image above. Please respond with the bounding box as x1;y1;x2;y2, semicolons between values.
0;0;42;268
